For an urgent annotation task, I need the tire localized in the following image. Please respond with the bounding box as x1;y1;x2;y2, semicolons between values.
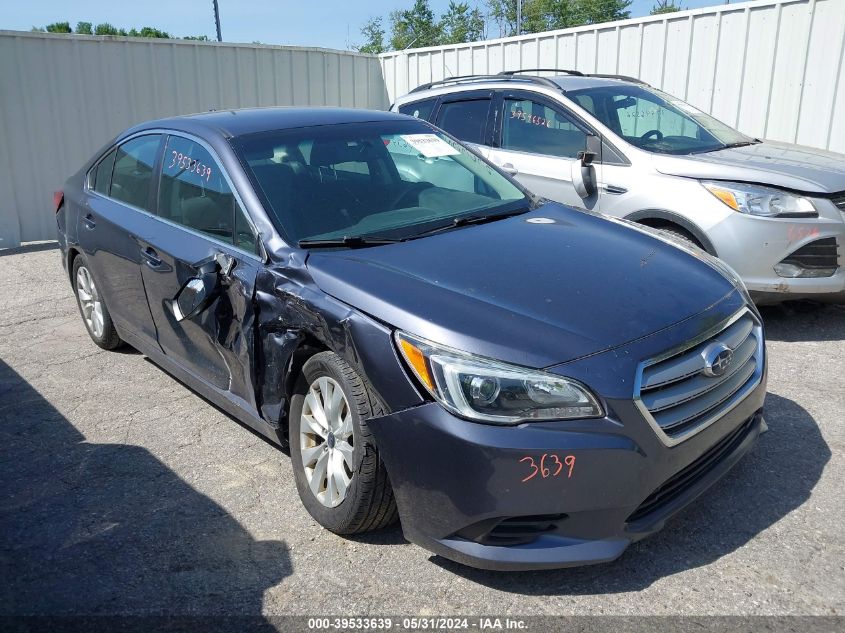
658;225;702;250
289;351;398;534
71;255;123;350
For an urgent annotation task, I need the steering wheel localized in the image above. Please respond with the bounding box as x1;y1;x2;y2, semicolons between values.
640;129;664;141
389;182;433;209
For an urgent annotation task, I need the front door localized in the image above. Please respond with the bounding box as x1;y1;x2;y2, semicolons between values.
140;133;263;411
487;92;600;211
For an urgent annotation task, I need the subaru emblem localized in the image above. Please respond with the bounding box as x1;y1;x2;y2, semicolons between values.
702;342;733;377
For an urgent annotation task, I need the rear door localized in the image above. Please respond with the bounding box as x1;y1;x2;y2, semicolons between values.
139;132;264;412
431;90;494;158
79;134;164;348
488;91;600;210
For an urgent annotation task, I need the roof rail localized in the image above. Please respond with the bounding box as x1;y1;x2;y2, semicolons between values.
587;73;649;85
409;73;562;93
498;68;584;77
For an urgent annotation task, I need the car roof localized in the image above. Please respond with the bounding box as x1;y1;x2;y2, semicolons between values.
128;107;412;139
400;73;646;102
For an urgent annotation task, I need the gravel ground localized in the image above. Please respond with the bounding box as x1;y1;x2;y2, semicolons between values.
1;243;843;618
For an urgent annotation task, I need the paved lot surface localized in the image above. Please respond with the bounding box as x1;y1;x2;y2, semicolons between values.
1;243;843;617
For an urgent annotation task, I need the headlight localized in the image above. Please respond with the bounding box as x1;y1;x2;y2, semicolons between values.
702;181;817;218
395;331;604;425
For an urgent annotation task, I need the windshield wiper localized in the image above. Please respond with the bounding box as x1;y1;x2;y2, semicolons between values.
298;235;403;248
407;208;530;240
721;140;760;149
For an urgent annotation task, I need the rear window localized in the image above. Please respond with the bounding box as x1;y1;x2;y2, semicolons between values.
434;99;490;145
110;135;162;211
93;149;116;195
398;98;437;121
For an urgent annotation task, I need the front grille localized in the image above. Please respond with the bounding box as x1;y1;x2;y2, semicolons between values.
832;195;845;212
627;415;756;523
779;237;840;271
634;309;763;444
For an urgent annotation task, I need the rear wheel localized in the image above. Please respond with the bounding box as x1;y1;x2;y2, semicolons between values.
289;352;398;534
72;256;122;350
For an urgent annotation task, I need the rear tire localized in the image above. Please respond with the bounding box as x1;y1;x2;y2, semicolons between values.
72;256;123;350
289;352;398;534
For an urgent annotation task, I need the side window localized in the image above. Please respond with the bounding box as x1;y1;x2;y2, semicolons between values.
158;135;257;254
110;135;161;211
398;98;437;121
502;98;587;159
93;149;116;195
435;99;491;145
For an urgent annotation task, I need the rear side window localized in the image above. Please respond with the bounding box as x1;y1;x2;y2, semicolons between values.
502;98;587;159
93;149;116;195
435;99;491;145
398;98;437;121
158;135;257;253
110;135;161;211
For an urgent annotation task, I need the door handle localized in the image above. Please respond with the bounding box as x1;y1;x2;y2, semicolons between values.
140;247;162;268
500;163;518;176
83;214;96;229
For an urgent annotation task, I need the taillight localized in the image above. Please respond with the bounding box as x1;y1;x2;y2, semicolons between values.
53;190;64;213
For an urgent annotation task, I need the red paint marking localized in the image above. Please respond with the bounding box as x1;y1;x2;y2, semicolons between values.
519;453;576;482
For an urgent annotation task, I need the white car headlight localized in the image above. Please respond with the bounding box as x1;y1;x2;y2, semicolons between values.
395;331;604;425
702;181;817;218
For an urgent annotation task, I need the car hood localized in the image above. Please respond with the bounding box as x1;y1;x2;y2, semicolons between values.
305;203;738;368
652;141;845;194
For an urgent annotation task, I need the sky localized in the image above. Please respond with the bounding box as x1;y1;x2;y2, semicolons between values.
2;0;731;51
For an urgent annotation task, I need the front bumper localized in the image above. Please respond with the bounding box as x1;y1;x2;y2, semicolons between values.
369;396;765;571
707;198;845;302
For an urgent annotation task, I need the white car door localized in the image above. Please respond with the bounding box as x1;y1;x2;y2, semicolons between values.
486;92;600;211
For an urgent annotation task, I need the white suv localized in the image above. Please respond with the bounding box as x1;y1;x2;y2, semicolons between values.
392;70;845;303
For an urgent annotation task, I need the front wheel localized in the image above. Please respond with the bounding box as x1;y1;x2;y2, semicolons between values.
289;352;398;534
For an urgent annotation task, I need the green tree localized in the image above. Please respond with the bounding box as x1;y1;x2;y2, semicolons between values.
45;21;72;33
578;0;631;24
389;0;442;50
94;23;120;36
75;21;93;34
357;17;387;54
138;26;171;38
440;1;485;45
651;0;682;14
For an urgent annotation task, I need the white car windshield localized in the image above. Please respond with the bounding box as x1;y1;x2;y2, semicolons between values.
568;84;757;155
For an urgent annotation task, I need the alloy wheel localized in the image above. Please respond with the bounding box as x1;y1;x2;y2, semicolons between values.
76;266;104;339
299;376;355;508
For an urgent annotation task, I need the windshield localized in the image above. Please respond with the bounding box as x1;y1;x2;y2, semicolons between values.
567;84;755;155
233;120;528;245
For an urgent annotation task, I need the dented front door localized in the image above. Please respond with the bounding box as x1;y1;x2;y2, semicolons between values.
139;229;261;410
140;132;263;411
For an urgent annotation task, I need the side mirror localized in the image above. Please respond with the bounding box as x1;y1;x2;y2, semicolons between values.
171;256;224;322
172;275;217;322
571;134;601;199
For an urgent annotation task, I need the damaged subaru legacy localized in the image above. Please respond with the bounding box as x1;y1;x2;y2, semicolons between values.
57;108;767;570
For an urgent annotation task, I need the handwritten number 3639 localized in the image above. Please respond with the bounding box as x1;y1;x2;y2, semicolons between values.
519;454;575;482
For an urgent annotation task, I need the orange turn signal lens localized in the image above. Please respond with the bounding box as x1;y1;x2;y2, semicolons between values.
398;337;434;391
703;184;739;211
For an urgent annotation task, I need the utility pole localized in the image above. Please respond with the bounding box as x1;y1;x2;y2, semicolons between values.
212;0;223;42
516;0;522;36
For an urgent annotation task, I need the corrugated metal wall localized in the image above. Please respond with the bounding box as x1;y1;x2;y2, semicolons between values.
381;0;845;152
0;32;387;247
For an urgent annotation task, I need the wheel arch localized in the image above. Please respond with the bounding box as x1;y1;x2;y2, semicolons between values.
624;209;718;256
